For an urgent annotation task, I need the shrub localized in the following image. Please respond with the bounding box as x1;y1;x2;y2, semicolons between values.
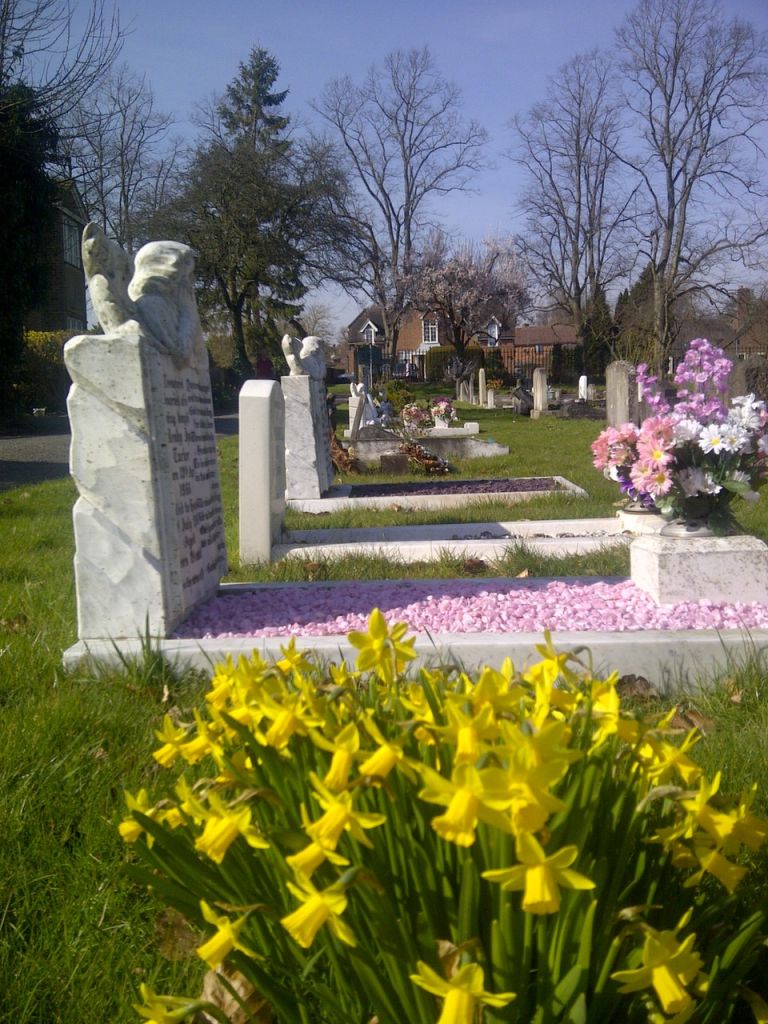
123;619;768;1024
14;330;72;414
425;345;459;382
383;381;414;415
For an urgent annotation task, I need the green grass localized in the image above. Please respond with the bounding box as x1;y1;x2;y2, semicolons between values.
1;415;768;1022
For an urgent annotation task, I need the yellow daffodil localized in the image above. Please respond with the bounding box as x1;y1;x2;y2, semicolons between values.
256;690;324;751
347;608;417;686
680;772;738;846
524;642;581;726
741;987;768;1024
193;792;269;864
434;701;497;764
328;659;358;690
119;788;161;845
306;773;386;849
357;713;414;781
466;663;528;718
684;845;747;893
611;914;703;1016
276;636;316;677
285;836;349;877
417;763;516;846
589;677;641;748
399;679;439;743
178;708;223;764
731;784;768;852
482;831;595;913
133;983;204;1023
311;722;360;791
499;718;581;782
152;715;190;768
638;728;702;786
280;875;356;948
410;960;515;1024
196;900;259;969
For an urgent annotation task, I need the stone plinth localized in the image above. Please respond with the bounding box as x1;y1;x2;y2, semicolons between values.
239;380;285;564
617;508;667;535
631;534;768;604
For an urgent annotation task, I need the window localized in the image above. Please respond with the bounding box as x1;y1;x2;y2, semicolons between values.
62;216;82;268
486;321;499;346
362;323;375;344
422;319;438;345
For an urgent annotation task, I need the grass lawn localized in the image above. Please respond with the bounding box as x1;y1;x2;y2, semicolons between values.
1;410;767;1021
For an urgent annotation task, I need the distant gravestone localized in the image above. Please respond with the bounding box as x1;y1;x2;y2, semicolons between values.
578;374;588;401
487;389;495;409
530;367;549;419
606;360;639;426
64;223;226;641
281;334;334;500
458;380;470;403
478;368;487;407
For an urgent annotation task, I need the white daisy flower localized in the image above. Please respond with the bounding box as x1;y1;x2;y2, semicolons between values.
698;423;726;453
673;417;704;442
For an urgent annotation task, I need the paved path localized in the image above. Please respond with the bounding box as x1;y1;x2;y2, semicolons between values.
0;414;238;492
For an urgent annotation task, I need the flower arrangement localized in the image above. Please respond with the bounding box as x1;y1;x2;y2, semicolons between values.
123;613;768;1024
592;339;768;531
401;402;432;433
429;396;455;423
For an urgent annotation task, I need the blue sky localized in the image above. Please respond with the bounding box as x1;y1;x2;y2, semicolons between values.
115;0;768;333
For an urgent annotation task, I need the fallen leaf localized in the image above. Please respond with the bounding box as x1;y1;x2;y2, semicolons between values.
676;705;715;735
199;966;273;1023
617;674;659;702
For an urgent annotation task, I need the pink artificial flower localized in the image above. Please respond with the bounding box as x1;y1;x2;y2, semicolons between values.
630;459;673;498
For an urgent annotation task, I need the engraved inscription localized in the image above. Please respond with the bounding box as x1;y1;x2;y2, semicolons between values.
163;371;226;599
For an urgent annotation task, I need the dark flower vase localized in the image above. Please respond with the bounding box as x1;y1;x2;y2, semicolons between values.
660;494;736;538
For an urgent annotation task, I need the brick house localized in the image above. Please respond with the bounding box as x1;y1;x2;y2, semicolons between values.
24;182;88;334
512;323;580;376
345;305;517;379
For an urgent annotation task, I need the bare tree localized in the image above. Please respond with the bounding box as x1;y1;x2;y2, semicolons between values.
616;0;768;370
0;0;122;119
315;47;487;364
414;230;529;357
66;65;180;252
512;51;633;329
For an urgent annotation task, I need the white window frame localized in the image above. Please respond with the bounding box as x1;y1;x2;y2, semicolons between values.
422;319;438;345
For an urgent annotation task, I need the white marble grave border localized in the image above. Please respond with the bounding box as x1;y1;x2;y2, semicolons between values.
62;575;768;692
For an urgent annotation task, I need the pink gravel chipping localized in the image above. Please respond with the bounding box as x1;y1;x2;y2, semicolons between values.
174;578;768;639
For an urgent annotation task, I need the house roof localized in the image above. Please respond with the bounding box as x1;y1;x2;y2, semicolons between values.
514;323;579;346
347;305;386;342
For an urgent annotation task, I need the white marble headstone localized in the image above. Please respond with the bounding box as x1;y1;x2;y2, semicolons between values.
533;367;548;411
606;361;639;426
65;224;226;640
